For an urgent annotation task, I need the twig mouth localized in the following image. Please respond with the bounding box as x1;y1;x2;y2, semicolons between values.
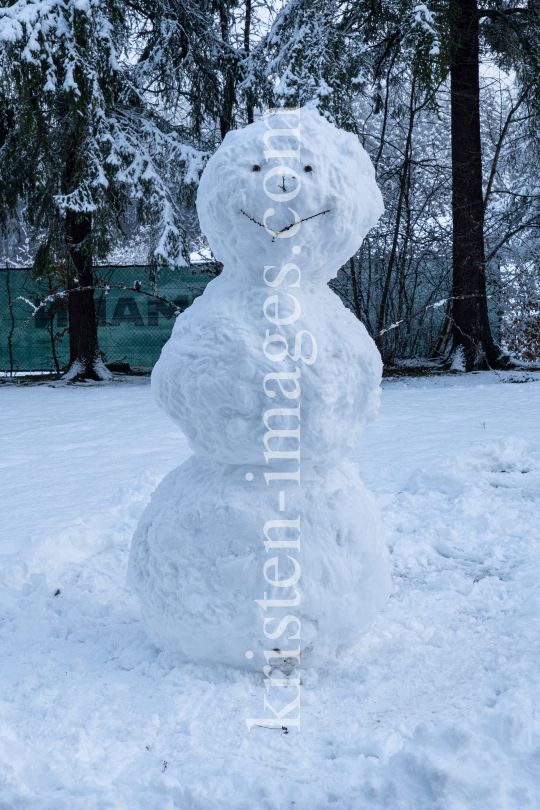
241;208;330;236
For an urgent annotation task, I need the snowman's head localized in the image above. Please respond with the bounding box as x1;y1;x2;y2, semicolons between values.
196;107;383;283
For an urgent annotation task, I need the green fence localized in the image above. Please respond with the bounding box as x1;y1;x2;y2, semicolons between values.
0;265;215;372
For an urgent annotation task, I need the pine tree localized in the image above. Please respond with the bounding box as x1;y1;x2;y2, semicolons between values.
258;0;540;370
131;0;270;148
0;0;204;379
447;0;540;369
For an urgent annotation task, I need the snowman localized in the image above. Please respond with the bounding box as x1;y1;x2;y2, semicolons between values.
128;107;391;670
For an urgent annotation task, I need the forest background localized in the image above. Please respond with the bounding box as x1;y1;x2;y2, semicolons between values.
1;0;540;378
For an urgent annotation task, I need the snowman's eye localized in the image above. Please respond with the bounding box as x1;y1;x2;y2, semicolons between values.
252;165;261;172
304;165;313;173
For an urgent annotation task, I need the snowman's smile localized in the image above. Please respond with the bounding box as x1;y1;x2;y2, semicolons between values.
240;208;331;237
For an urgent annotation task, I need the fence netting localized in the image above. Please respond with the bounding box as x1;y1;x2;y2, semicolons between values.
0;265;215;372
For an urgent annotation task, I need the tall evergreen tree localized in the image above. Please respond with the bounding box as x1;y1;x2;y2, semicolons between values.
447;0;540;369
257;0;540;370
131;0;270;148
0;0;204;379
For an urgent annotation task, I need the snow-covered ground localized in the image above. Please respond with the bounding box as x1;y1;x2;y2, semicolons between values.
1;372;540;809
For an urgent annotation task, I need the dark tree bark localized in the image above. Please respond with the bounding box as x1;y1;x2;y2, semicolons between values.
350;257;362;320
450;0;501;369
244;0;254;124
65;210;101;380
219;0;235;140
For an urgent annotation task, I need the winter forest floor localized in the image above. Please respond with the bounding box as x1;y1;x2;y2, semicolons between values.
1;372;540;809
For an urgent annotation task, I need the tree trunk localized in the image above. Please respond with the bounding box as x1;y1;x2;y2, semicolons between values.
376;78;416;346
244;0;254;124
350;257;362;320
450;0;501;369
65;210;103;380
219;0;235;140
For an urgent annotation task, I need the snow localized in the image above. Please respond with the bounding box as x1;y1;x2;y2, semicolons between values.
195;109;383;281
128;455;390;670
155;108;384;467
140;108;390;668
2;373;540;807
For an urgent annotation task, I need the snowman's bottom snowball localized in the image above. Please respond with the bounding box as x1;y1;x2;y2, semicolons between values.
128;455;391;670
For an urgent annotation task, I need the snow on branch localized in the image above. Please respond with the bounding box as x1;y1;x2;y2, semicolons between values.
376;293;492;337
0;282;189;333
411;4;441;56
0;0;209;269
